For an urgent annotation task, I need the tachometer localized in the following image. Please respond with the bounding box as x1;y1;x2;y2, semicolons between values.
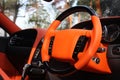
102;24;120;42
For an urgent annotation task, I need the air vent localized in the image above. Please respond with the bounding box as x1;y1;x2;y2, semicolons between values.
112;46;120;55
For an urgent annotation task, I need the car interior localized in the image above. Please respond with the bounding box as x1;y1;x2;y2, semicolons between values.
0;5;120;80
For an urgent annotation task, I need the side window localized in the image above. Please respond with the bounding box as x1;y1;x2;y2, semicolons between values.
0;28;9;37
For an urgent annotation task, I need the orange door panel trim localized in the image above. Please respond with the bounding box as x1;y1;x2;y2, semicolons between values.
0;52;22;80
0;68;10;80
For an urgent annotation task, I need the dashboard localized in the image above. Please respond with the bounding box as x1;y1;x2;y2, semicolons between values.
72;16;120;44
72;16;120;74
7;17;120;60
5;16;120;76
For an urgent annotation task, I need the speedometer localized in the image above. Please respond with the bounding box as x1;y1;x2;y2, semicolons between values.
102;24;120;42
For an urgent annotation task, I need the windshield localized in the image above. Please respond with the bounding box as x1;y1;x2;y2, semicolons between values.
0;0;120;29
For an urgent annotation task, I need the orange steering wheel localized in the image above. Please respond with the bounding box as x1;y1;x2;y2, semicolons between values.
41;5;102;74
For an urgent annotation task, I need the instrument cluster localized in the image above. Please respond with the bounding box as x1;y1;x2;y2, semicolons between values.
102;24;120;43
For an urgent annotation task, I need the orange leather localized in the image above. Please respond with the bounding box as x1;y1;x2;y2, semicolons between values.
0;52;22;80
41;15;103;70
52;29;91;63
74;16;102;69
0;68;10;80
0;12;21;35
41;20;61;62
82;44;111;73
0;53;19;76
